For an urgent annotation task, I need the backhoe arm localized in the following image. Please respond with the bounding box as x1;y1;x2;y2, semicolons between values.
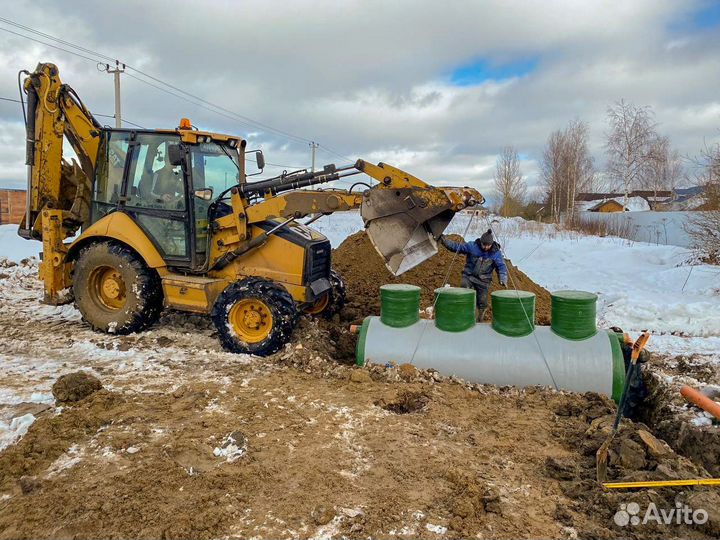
20;62;102;240
19;62;102;304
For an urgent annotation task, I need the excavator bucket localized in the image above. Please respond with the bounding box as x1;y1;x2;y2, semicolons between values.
361;185;482;275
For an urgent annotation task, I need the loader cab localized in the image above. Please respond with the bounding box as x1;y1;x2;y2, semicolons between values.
91;127;246;271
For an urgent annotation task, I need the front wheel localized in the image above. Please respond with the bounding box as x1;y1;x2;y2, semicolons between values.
304;270;346;319
212;277;299;356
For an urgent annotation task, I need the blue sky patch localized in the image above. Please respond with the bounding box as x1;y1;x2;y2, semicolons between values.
670;1;720;32
450;57;538;86
692;1;720;28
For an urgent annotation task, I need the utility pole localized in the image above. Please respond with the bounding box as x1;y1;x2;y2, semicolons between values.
310;141;319;172
101;61;126;128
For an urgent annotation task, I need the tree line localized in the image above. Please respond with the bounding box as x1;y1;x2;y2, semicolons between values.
493;100;693;221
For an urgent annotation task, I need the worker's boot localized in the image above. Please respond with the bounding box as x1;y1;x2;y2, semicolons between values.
478;308;487;322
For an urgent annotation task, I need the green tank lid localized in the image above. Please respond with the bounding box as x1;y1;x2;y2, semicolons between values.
491;290;536;337
434;287;476;332
380;284;421;328
551;290;598;340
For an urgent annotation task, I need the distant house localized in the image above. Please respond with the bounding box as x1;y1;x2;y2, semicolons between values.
0;189;26;225
587;199;626;213
673;186;704;203
577;190;673;209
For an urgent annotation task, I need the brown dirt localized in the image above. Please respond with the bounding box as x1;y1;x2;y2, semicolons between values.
51;371;103;403
333;232;552;324
1;363;717;540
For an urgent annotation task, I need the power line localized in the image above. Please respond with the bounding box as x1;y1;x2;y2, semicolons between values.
93;113;145;129
0;16;115;63
1;96;144;128
0;17;360;181
0;18;325;149
0;25;103;64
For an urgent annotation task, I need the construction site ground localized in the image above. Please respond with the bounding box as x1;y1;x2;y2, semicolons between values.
1;224;720;539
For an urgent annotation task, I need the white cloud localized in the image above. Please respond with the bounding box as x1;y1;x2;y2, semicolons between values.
0;0;718;198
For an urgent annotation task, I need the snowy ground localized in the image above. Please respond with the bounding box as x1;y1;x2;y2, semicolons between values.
578;209;703;248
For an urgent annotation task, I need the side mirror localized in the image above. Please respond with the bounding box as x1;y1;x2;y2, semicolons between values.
194;188;214;201
255;150;265;170
167;144;184;166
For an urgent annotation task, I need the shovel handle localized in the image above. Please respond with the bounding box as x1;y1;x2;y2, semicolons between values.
631;332;650;361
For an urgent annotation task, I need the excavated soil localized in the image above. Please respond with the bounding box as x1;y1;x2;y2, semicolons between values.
51;371;103;403
333;232;552;324
2;358;719;540
2;255;719;539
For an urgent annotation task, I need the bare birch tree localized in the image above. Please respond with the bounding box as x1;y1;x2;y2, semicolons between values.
493;146;527;216
541;130;565;222
605;100;657;208
686;141;720;261
644;135;682;208
541;119;594;222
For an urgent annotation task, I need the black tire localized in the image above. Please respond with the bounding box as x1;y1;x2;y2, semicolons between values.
72;241;163;334
304;270;347;319
211;277;298;356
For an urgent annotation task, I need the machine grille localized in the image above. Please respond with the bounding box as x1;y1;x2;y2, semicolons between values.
306;241;331;282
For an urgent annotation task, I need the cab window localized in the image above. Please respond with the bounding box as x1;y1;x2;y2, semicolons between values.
190;142;241;196
126;133;186;211
91;131;130;221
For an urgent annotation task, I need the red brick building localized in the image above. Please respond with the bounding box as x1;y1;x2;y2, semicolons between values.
0;189;27;225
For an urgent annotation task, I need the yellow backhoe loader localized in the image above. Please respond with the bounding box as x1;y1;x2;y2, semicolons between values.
18;62;483;355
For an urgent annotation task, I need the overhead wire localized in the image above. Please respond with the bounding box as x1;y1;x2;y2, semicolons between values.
0;18;325;148
92;113;145;129
2;95;144;129
0;17;362;186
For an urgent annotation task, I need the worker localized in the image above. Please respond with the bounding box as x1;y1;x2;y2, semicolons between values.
439;229;508;321
151;151;184;209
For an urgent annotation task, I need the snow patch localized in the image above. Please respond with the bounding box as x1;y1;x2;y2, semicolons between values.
213;432;247;462
0;413;36;450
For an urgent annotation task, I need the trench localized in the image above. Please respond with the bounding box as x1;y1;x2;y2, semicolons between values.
634;370;720;477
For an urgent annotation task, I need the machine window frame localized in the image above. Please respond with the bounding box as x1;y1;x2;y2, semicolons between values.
117;130;195;266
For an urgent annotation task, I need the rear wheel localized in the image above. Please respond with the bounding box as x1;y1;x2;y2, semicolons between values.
73;241;163;334
304;270;346;319
212;277;298;356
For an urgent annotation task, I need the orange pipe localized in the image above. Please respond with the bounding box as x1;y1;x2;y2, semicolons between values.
681;385;720;420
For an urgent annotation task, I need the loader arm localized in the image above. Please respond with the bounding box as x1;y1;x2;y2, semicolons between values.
235;159;484;275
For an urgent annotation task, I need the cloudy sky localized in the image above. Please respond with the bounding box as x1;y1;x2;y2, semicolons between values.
1;0;719;198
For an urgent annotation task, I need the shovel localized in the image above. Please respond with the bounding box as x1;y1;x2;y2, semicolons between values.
596;331;650;484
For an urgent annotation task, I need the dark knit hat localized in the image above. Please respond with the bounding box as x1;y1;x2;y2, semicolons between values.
480;229;494;244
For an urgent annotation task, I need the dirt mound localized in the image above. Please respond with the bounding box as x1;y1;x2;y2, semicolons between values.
333;231;552;324
51;371;103;403
4;369;696;540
